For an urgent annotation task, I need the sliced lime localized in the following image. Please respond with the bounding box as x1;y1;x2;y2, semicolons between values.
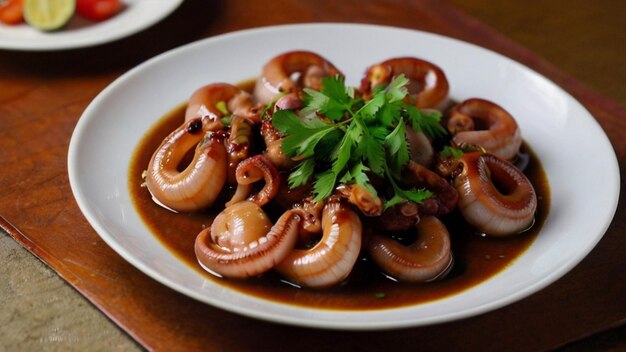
24;0;75;31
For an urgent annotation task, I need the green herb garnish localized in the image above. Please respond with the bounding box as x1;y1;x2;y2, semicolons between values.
440;145;464;159
272;75;445;208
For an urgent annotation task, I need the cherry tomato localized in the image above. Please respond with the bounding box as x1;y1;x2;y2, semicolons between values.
76;0;124;22
0;0;24;25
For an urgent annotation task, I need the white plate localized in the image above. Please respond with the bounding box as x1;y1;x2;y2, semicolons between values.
68;23;620;330
0;0;182;50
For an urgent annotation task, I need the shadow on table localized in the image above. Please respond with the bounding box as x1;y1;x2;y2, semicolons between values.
0;0;226;77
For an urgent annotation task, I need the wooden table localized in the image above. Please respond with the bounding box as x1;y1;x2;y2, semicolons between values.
1;0;624;350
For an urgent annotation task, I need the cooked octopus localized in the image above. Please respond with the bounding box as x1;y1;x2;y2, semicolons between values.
144;51;540;289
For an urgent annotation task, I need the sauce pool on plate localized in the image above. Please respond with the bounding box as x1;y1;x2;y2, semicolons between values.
128;102;550;311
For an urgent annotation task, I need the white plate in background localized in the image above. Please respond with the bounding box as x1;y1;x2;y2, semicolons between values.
0;0;182;50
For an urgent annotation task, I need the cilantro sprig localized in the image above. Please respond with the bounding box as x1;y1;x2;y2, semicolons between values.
271;75;445;208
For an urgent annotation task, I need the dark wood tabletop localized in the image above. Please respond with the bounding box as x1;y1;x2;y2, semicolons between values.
1;0;624;350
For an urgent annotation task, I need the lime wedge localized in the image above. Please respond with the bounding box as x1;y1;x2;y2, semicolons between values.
24;0;75;31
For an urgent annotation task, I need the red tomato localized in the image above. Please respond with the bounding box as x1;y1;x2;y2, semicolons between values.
0;0;24;25
76;0;124;22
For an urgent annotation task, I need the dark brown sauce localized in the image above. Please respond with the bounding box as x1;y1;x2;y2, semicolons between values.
129;104;550;311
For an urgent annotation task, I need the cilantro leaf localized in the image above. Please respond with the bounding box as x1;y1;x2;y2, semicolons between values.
348;162;378;196
339;163;378;200
331;131;354;175
302;76;354;121
382;163;433;210
320;75;351;104
314;128;344;160
312;171;337;201
383;193;408;210
377;102;401;127
402;188;433;204
368;125;389;141
440;145;464;159
404;105;447;138
288;158;315;188
384;185;432;210
272;109;328;133
301;89;332;115
356;127;386;176
385;74;410;103
385;118;410;174
272;109;338;158
358;93;385;120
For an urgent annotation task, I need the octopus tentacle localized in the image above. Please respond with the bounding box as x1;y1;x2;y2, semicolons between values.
274;174;312;209
376;201;420;232
292;199;324;238
447;98;522;160
403;160;459;216
335;184;383;217
259;93;305;170
454;152;537;236
227;154;281;207
361;57;450;109
275;199;362;288
194;201;301;278
254;51;343;104
226;115;253;184
406;125;435;167
274;92;304;111
261;111;297;170
146;119;227;212
185;83;261;125
367;216;453;282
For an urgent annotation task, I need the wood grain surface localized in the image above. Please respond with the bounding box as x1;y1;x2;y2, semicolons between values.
1;0;624;351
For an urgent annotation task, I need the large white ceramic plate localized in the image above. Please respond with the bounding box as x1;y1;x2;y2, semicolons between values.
0;0;182;50
68;23;620;330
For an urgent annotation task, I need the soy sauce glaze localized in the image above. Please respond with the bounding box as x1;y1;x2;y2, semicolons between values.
129;102;550;310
